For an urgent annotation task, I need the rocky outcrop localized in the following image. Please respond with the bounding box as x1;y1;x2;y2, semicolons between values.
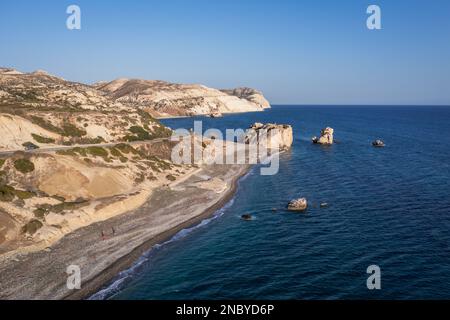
312;127;334;145
372;139;385;147
244;123;293;150
220;87;270;109
287;198;308;212
95;79;271;118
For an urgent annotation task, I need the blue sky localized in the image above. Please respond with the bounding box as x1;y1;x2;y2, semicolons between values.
1;0;449;105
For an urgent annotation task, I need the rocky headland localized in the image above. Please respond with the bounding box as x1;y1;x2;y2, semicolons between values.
244;123;293;150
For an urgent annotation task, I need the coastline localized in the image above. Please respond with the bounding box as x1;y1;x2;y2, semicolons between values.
71;164;250;300
0;163;250;300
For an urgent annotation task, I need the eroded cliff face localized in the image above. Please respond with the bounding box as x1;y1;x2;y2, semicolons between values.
220;87;270;109
0;142;192;251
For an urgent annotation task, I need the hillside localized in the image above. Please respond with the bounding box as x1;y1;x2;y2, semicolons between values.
94;78;270;117
0;67;270;254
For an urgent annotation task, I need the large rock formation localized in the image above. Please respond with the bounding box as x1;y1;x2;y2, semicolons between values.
312;127;334;145
244;123;293;150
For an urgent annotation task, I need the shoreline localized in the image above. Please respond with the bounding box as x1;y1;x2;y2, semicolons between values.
0;163;250;300
69;164;250;300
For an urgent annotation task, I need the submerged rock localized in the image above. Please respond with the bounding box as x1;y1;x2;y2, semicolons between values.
241;214;253;221
372;139;385;147
287;198;308;212
312;127;334;145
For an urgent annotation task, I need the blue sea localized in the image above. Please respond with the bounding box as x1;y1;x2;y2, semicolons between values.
105;105;450;299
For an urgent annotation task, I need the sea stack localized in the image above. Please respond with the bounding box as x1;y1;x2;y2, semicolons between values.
287;198;308;212
244;123;293;150
312;127;334;145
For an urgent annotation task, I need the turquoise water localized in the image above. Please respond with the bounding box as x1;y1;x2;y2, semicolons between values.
103;106;450;299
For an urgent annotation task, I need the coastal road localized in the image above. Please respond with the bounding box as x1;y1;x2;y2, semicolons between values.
0;137;172;157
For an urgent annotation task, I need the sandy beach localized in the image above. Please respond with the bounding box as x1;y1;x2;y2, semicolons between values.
0;163;249;300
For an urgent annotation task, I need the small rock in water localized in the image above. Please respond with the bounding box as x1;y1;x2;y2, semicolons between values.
372;139;385;147
209;111;223;118
312;127;334;145
287;198;308;212
320;202;329;208
241;214;253;221
272;208;278;212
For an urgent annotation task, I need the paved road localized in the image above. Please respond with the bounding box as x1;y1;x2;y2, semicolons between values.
0;138;171;157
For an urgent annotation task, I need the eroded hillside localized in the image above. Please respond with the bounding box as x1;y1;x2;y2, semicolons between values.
95;78;270;117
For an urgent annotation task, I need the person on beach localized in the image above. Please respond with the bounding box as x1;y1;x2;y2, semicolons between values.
101;230;105;240
112;227;116;236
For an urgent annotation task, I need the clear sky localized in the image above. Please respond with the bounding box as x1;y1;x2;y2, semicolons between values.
1;0;449;105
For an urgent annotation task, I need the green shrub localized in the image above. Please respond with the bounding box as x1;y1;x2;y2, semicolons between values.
31;134;55;144
61;122;86;137
29;116;86;138
116;143;139;155
166;174;176;181
56;200;88;213
0;159;5;168
14;159;35;173
0;185;15;202
0;185;35;201
110;147;122;157
34;208;47;219
21;219;43;235
29;116;61;134
57;147;87;157
149;124;172;139
14;189;35;200
77;136;105;144
22;141;39;150
86;146;108;158
126;126;151;141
